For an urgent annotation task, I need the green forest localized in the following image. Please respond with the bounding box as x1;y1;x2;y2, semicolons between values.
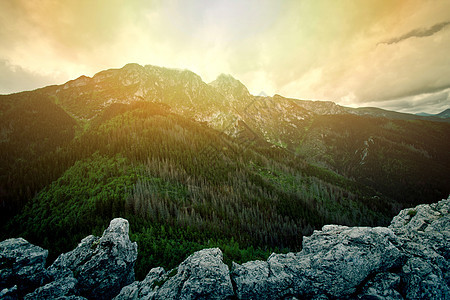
1;69;449;280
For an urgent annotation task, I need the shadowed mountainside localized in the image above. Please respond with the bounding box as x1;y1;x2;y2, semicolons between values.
0;63;449;280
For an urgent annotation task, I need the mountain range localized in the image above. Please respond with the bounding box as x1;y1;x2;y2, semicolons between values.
0;63;449;279
416;108;450;119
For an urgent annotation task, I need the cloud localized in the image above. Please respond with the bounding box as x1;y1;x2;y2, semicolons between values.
0;0;449;114
0;60;64;94
276;1;450;114
348;88;450;114
381;21;450;45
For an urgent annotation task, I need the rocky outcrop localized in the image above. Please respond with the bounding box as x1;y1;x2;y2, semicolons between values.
114;267;166;300
117;197;449;299
231;226;403;299
358;272;403;299
114;248;234;300
23;276;78;300
0;218;137;299
50;218;138;300
1;198;449;299
0;238;48;296
389;199;450;298
154;248;234;299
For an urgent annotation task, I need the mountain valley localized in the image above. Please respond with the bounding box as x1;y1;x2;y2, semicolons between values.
1;63;449;280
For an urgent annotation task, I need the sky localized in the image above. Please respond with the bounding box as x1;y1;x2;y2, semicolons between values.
0;0;449;114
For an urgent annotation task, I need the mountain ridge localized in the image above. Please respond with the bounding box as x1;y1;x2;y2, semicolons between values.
1;63;449;210
0;62;449;285
3;63;447;122
416;108;450;118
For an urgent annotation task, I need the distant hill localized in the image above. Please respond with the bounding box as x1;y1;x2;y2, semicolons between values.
416;112;434;117
416;108;450;120
436;108;450;118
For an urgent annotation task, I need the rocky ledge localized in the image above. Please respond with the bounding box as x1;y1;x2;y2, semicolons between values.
1;197;449;299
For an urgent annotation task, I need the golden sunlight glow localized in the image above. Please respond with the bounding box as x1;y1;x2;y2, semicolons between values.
0;0;449;113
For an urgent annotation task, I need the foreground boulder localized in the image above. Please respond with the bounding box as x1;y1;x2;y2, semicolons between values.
0;238;48;296
23;276;79;300
231;226;403;299
389;199;450;298
358;272;403;299
49;218;138;299
1;198;449;299
155;248;234;299
115;248;234;299
114;267;166;300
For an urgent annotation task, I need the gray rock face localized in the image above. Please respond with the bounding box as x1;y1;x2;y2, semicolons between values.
24;276;78;300
117;248;234;299
390;198;450;298
114;267;166;300
390;198;450;263
1;198;449;299
232;225;403;299
401;257;449;299
0;285;17;300
390;198;450;259
0;238;48;295
50;218;138;300
358;272;403;299
155;248;234;299
302;225;403;296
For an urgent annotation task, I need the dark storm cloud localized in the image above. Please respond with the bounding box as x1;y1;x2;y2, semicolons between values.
381;21;450;45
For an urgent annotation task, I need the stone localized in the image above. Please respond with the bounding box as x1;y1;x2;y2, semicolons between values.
357;272;402;299
302;225;404;297
0;285;17;300
389;197;450;287
0;238;48;296
232;225;404;299
401;257;450;299
114;267;166;300
50;218;138;300
1;198;449;299
389;198;450;260
24;276;78;299
155;248;234;299
231;259;274;299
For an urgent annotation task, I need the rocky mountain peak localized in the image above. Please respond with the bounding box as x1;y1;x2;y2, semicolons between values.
62;75;92;89
90;63;205;89
121;63;144;71
209;73;251;101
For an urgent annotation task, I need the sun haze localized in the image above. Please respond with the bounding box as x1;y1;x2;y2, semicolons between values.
0;0;449;114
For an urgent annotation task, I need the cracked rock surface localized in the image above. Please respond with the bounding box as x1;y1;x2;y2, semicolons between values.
231;225;403;299
155;248;234;299
50;218;138;300
1;198;449;299
0;238;48;297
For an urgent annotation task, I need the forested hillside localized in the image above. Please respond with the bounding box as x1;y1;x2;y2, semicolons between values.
1;64;449;279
